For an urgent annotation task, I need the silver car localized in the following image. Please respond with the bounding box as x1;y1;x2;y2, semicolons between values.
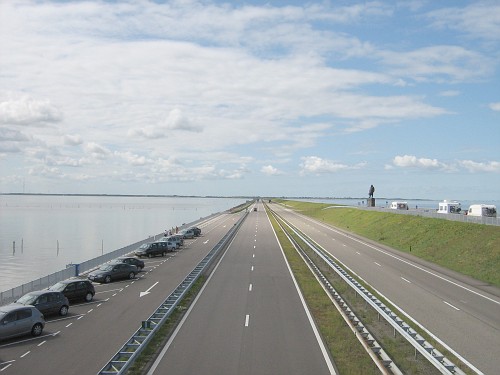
0;304;45;340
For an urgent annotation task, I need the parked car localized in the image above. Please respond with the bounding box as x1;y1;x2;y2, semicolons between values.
190;226;202;236
166;234;184;247
134;241;173;258
180;228;195;239
15;290;69;316
158;237;179;249
48;278;95;302
110;256;145;270
0;304;45;340
88;263;137;283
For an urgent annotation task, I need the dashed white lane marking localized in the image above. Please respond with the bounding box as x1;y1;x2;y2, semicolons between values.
66;323;73;328
1;363;13;371
443;301;460;311
252;254;255;258
249;284;253;292
87;309;93;313
245;314;250;327
401;277;411;283
37;341;46;347
251;266;254;271
374;262;382;267
20;351;30;358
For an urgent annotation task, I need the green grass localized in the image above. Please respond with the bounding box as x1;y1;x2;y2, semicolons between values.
277;200;500;287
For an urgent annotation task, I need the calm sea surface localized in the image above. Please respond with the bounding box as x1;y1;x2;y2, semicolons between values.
0;195;247;292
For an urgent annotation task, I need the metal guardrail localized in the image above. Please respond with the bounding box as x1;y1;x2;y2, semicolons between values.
97;212;248;375
272;211;402;375
272;209;466;375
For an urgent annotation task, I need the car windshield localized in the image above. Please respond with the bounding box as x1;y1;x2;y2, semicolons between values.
99;265;113;271
16;294;38;305
48;282;65;292
139;244;149;249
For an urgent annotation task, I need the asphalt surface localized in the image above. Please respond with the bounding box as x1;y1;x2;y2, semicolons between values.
0;212;241;374
272;202;500;375
147;204;334;375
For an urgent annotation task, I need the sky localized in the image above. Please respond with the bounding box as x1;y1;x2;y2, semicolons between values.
0;0;499;200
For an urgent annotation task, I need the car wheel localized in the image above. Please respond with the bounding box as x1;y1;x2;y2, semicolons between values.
129;272;135;279
104;275;112;283
59;305;69;316
139;266;144;271
85;292;93;302
162;251;167;256
31;323;43;336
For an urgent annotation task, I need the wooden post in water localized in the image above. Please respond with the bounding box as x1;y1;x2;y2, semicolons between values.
21;238;24;253
57;240;59;256
102;240;104;255
13;241;15;254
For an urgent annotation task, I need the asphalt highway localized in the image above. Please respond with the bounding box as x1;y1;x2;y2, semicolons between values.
0;212;241;374
147;203;335;375
272;202;500;375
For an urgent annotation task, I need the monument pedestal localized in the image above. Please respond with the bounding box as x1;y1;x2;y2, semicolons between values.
367;198;375;207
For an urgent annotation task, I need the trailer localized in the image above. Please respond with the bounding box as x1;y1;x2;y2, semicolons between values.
467;204;497;217
437;200;461;214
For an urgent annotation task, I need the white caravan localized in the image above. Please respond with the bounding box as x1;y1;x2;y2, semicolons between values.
390;201;408;210
467;204;497;217
437;200;461;214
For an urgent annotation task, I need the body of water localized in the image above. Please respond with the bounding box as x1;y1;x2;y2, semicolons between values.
0;195;247;292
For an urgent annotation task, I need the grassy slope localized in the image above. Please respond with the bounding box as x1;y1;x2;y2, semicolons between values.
278;200;500;287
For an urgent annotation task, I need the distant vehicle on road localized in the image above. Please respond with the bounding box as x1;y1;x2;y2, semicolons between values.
190;226;202;236
166;234;184;247
437;200;461;214
88;263;137;283
134;241;173;258
390;201;408;210
180;228;195;239
467;204;497;217
158;237;179;250
0;304;45;340
253;207;257;211
15;290;69;316
49;279;95;302
110;256;145;270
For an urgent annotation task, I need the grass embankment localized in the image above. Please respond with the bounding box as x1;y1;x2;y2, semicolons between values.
278;200;500;287
268;209;380;375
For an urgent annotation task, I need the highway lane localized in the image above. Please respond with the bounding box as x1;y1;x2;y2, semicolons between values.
0;212;241;374
148;203;335;375
272;203;500;375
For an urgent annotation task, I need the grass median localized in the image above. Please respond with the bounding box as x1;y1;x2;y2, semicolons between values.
268;208;380;374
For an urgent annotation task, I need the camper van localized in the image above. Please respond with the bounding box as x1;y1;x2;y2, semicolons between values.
390;201;408;210
437;200;461;214
467;204;497;217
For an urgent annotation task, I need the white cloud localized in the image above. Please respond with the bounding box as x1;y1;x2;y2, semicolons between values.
300;156;365;174
426;3;500;42
379;46;493;82
164;108;202;132
489;102;500;111
459;160;500;173
393;155;446;169
261;165;282;176
84;142;111;159
64;134;83;146
392;155;500;174
0;96;62;125
439;90;460;97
